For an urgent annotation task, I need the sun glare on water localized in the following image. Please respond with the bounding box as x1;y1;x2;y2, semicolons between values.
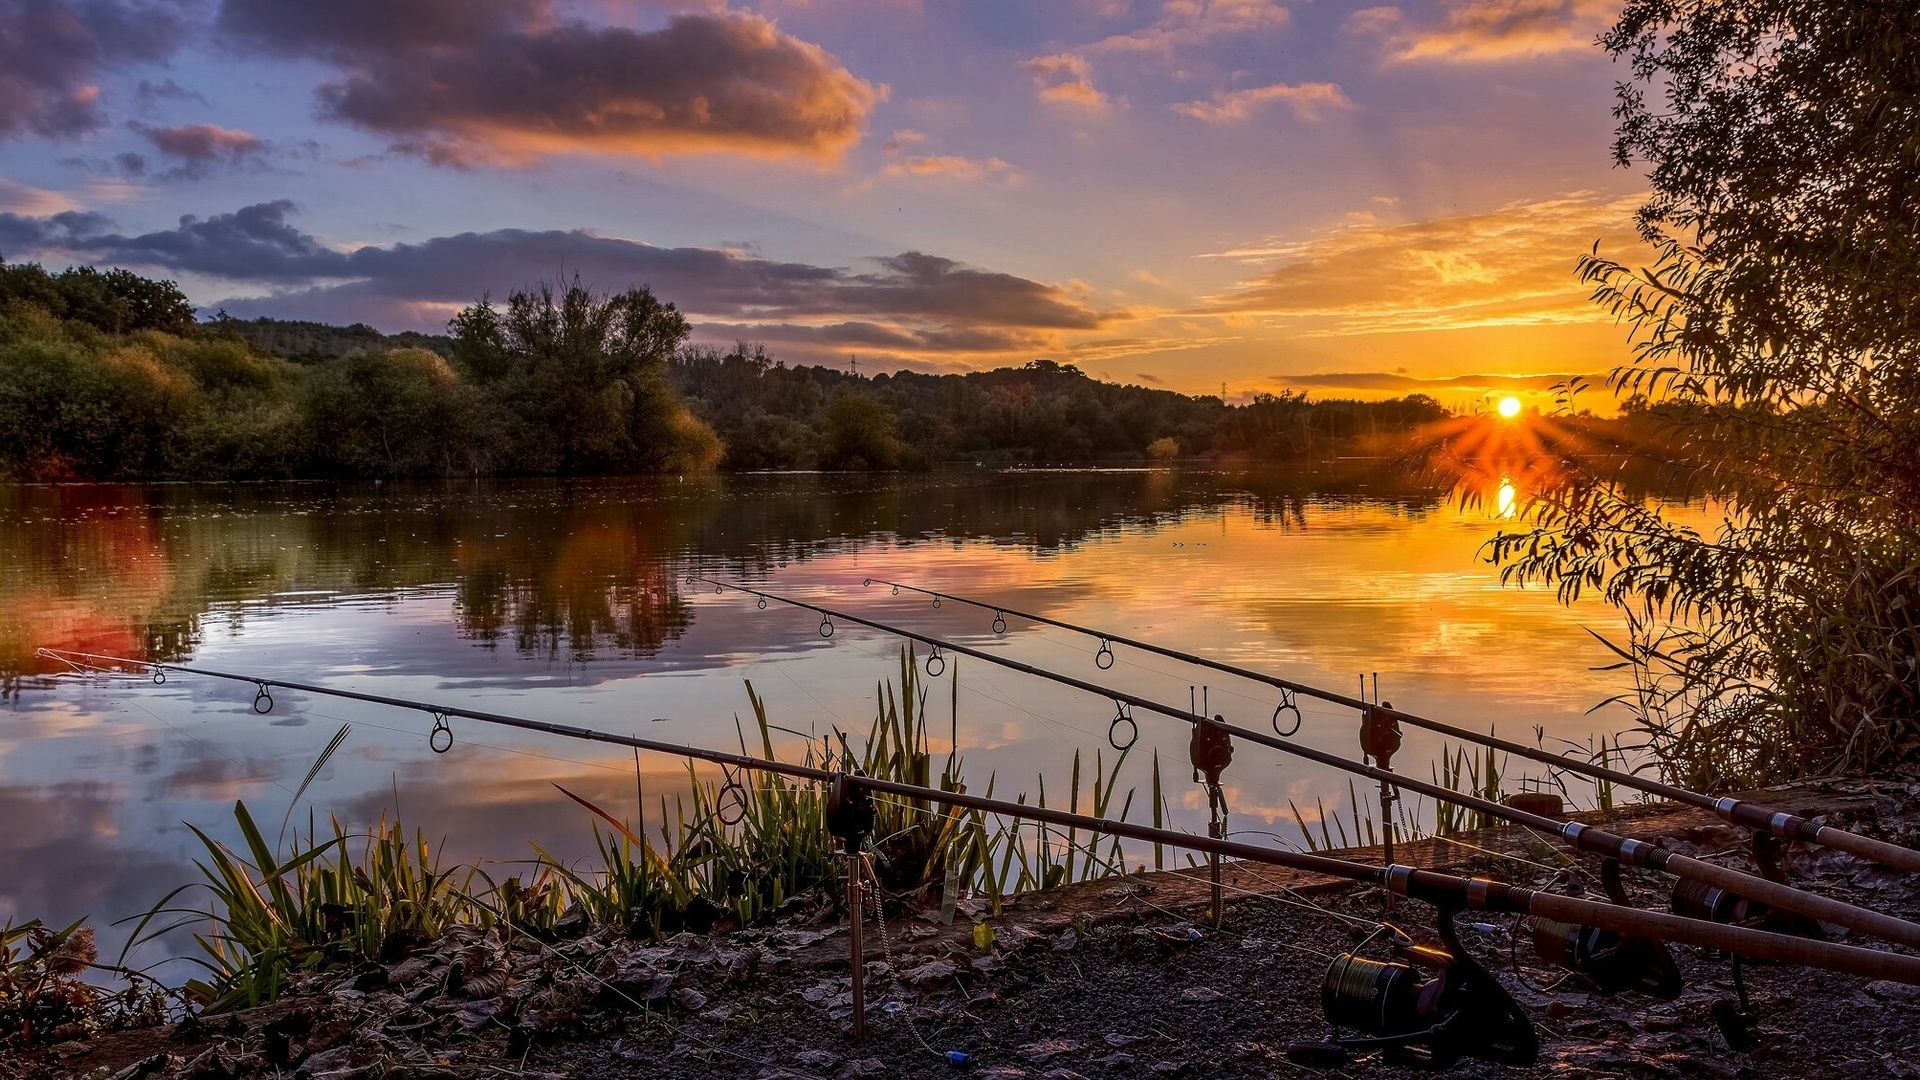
1497;395;1523;419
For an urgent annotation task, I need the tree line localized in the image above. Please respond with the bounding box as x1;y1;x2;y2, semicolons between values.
0;258;1450;481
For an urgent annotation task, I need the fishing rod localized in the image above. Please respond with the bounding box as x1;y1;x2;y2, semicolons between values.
29;647;1920;992
864;577;1920;877
690;580;1920;953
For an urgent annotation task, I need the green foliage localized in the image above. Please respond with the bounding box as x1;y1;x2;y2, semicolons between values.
0;268;721;481
0;258;195;335
450;278;720;474
1478;0;1920;784
133;652;1149;1011
820;391;901;470
2;919;101;1048
672;345;1451;469
303;348;489;477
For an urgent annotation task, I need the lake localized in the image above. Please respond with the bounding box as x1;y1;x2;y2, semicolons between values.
0;468;1642;968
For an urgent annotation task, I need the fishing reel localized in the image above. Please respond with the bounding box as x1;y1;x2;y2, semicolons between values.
1670;835;1825;940
1288;910;1538;1069
1669;878;1826;940
1527;861;1683;999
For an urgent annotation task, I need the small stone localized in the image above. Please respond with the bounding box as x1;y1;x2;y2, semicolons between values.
1051;928;1078;951
1019;1038;1081;1063
903;959;958;988
1178;986;1224;1002
794;1050;838;1069
1149;1061;1186;1074
1867;980;1920;1002
1104;1033;1146;1047
671;987;709;1011
841;1058;886;1078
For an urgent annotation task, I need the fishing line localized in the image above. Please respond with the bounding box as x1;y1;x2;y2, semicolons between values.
38;648;1920;988
710;598;863;736
1124;882;1342;963
868;578;1920;875
727;593;1112;753
454;889;834;1080
687;582;1920;953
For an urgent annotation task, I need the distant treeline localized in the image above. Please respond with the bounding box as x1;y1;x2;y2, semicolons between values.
0;260;1450;481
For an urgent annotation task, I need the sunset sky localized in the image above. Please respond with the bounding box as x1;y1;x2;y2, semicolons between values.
0;0;1647;404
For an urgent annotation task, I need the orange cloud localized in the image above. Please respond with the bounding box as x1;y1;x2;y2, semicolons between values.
0;178;81;215
1172;81;1352;123
1201;191;1646;335
1090;0;1292;54
223;6;882;166
1355;0;1613;63
884;154;1023;185
1025;53;1114;110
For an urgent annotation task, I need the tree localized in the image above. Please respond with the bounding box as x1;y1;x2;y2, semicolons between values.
0;260;196;335
303;348;481;478
450;278;713;474
821;391;900;470
1488;1;1920;784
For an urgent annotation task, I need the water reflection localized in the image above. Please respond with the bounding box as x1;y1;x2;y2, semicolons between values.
1;468;1643;970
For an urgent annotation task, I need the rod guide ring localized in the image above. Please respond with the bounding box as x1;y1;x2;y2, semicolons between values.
151;667;167;686
717;766;750;826
992;612;1007;635
926;647;946;678
252;683;274;715
819;615;835;639
1109;702;1138;751
1095;639;1116;670
1273;689;1303;738
429;712;454;754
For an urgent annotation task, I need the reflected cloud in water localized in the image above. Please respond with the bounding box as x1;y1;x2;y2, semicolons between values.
1;469;1653;971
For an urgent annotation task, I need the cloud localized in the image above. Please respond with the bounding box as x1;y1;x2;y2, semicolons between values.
1270;370;1591;392
0;0;191;139
3;200;1115;356
126;122;269;177
881;128;925;153
215;0;879;166
1355;0;1612;63
878;132;1023;186
1172;81;1352;123
1088;0;1291;54
883;153;1022;184
134;77;206;110
0;177;81;216
1202;191;1645;335
218;0;546;55
1025;53;1114;110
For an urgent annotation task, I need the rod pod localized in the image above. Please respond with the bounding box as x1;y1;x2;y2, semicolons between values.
826;774;876;1040
36;648;1920;989
691;586;1920;954
863;578;1920;875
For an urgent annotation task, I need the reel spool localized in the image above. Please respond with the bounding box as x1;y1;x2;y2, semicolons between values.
1528;917;1682;998
1288;913;1538;1069
1670;878;1827;940
1528;860;1682;998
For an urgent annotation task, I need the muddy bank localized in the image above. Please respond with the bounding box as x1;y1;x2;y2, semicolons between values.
13;776;1920;1080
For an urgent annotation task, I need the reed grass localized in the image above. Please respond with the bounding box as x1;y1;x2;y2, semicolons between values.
133;648;1154;1010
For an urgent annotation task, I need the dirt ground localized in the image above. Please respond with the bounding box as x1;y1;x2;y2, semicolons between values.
12;776;1920;1080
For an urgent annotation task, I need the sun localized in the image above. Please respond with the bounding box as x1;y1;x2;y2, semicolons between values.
1496;395;1523;419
